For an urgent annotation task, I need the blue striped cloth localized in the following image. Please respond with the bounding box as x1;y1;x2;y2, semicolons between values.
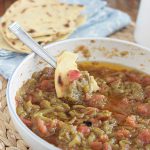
0;0;131;79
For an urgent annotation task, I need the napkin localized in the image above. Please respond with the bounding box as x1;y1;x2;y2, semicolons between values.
0;0;131;79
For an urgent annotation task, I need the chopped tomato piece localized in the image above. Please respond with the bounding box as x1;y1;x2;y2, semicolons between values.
90;141;103;150
85;94;107;109
20;117;32;127
37;119;48;134
137;103;150;117
125;115;137;127
39;80;53;91
92;94;105;101
122;98;129;105
103;142;112;150
84;93;91;101
142;76;150;86
90;118;102;127
78;125;90;136
138;129;150;144
27;95;33;101
106;98;131;115
115;129;130;139
28;94;39;104
114;113;126;124
67;70;81;82
125;72;141;83
48;136;58;146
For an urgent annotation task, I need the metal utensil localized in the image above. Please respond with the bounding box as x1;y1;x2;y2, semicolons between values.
9;22;56;68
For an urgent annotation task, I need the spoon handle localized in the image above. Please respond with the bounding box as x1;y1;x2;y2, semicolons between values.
9;22;56;68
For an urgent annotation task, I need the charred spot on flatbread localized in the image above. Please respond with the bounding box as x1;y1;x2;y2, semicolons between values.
12;41;16;45
1;22;6;27
58;75;63;86
30;0;35;2
46;12;52;17
21;8;27;13
0;0;85;53
28;29;35;33
64;23;70;28
38;41;43;45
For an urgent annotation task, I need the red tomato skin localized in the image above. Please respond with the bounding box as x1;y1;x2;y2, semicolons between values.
67;70;81;82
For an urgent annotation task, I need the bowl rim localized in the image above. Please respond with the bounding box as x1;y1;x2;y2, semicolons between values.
6;37;150;149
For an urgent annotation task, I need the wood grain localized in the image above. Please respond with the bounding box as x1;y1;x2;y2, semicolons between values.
0;0;15;16
0;0;5;16
107;0;140;21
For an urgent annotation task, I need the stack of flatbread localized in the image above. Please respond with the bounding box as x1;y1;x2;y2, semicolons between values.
0;0;85;53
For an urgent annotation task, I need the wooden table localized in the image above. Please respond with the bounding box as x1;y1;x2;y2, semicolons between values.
107;0;140;21
0;0;15;16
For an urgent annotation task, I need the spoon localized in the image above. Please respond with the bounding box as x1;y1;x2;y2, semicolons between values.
9;22;56;68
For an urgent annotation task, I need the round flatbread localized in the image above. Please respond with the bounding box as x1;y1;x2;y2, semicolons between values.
1;0;84;40
0;0;86;53
0;30;15;51
0;29;71;53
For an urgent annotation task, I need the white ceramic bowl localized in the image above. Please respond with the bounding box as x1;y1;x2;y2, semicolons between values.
7;38;150;150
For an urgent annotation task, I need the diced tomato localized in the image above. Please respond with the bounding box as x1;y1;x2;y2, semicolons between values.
125;72;141;83
39;80;53;91
114;113;126;124
90;141;103;150
67;70;81;82
20;117;32;127
103;142;112;150
27;95;33;101
84;93;91;101
137;103;150;117
125;115;137;127
85;94;105;102
142;76;150;86
48;136;58;146
115;129;130;139
138;129;150;144
92;94;105;101
97;113;111;121
90;118;102;127
37;119;48;134
107;98;131;115
27;94;39;104
122;98;129;105
85;94;107;109
78;125;90;136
